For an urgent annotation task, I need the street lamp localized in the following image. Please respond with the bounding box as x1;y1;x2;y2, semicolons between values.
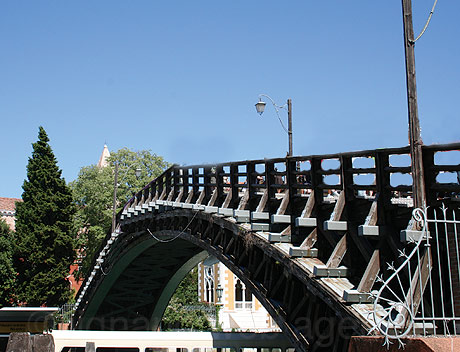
111;161;141;233
216;284;223;304
255;94;293;157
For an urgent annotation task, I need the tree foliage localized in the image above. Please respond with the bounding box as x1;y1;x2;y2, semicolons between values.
70;148;169;279
0;219;16;308
14;127;76;306
161;268;212;331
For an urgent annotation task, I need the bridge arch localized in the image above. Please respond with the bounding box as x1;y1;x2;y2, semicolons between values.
74;209;368;352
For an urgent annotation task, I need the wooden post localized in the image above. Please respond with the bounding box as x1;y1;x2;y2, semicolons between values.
401;0;426;209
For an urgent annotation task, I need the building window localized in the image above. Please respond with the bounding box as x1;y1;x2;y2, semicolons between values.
204;265;214;303
234;279;252;309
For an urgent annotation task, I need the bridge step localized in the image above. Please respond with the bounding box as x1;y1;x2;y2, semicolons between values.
192;204;205;211
268;233;291;243
324;220;348;231
148;201;159;211
251;223;270;231
358;225;380;236
400;229;429;242
218;208;234;217
289;246;318;258
234;210;250;223
204;206;218;214
271;214;291;224
295;217;317;227
313;265;348;277
343;289;374;303
251;212;270;221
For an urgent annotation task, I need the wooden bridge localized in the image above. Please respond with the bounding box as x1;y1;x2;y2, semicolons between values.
73;142;460;352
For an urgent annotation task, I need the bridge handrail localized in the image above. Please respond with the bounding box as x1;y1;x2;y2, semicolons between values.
121;142;460;215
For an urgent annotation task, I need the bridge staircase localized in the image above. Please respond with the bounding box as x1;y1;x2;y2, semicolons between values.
74;143;460;352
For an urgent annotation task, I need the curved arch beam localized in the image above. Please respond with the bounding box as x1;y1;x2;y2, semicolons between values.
149;250;209;329
75;210;370;351
77;237;158;330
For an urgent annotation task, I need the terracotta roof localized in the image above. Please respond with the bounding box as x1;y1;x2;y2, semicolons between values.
0;197;22;212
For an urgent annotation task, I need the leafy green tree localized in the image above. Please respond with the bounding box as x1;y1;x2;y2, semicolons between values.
0;219;16;308
162;268;212;331
70;148;169;279
14;127;76;306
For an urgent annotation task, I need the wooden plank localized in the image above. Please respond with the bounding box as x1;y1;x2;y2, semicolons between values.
364;197;378;226
174;189;184;202
207;189;217;207
166;188;174;201
300;228;317;249
300;190;315;218
158;188;166;201
321;278;354;297
256;188;268;212
326;234;347;268
281;225;291;236
184;189;194;203
196;190;205;205
224;237;235;254
357;249;380;292
276;190;289;215
237;188;249;210
329;190;345;221
222;188;232;208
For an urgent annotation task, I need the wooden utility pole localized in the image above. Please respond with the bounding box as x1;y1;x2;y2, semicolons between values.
401;0;426;209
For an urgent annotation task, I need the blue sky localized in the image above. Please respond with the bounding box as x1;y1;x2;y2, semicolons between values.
1;1;459;199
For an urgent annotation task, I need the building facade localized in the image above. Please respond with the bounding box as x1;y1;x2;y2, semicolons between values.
198;259;279;331
0;197;22;231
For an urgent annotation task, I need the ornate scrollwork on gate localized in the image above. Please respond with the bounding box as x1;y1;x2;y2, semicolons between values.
370;207;429;348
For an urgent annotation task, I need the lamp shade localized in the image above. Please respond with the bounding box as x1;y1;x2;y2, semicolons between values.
255;100;266;115
135;167;142;178
216;284;223;303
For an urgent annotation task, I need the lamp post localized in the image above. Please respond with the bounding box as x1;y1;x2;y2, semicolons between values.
255;94;293;157
111;161;141;233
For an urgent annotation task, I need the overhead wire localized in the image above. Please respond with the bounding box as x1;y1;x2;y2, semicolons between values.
412;0;438;44
147;210;199;242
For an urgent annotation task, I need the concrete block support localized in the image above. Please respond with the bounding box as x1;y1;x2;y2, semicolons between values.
6;332;33;352
6;333;54;352
32;335;55;352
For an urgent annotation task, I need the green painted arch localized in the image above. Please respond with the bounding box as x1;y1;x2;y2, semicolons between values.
149;249;209;329
77;236;159;330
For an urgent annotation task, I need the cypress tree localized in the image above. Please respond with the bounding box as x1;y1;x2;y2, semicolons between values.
14;127;76;306
0;219;15;308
